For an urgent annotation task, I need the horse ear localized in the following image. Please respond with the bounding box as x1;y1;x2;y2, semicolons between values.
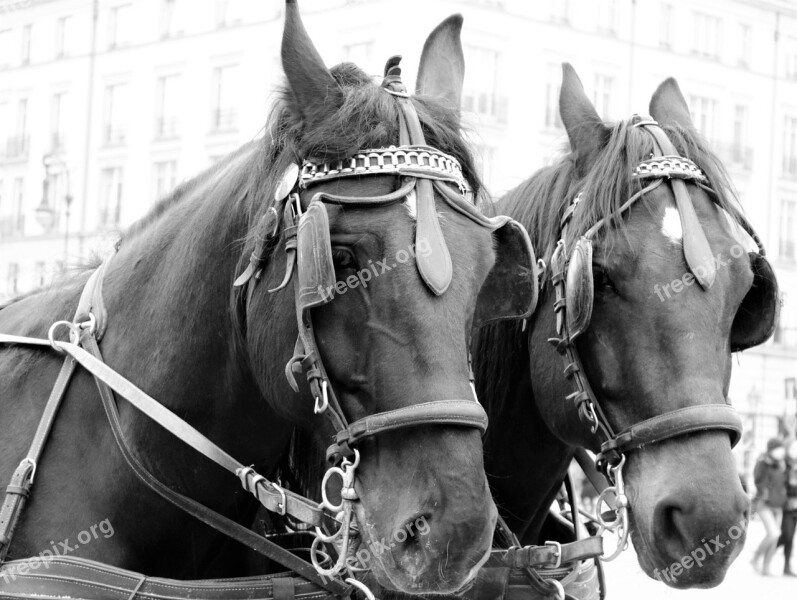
649;77;695;130
415;14;465;110
281;0;343;123
559;63;609;177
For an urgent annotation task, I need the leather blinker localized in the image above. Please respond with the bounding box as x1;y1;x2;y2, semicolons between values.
565;236;594;342
296;201;336;311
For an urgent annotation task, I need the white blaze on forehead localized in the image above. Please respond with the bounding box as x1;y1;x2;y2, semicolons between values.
661;206;683;244
404;188;417;220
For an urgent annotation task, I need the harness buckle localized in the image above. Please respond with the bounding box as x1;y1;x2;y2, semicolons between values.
543;540;562;569
314;380;329;414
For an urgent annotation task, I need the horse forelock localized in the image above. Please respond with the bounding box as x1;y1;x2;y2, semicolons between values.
501;119;744;265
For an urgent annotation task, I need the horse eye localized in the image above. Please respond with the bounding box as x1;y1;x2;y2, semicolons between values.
593;266;617;293
332;248;356;269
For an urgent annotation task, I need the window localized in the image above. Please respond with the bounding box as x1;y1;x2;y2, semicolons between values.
13;177;24;234
160;0;177;38
35;261;46;287
693;13;722;59
462;46;506;122
787;38;797;80
0;102;8;158
783;116;797;176
550;0;570;24
596;0;617;35
781;199;797;261
8;98;29;158
155;75;180;138
737;24;751;68
688;95;717;143
210;65;239;131
343;41;373;68
0;30;12;67
153;160;178;200
216;0;242;27
731;104;751;168
51;92;66;150
56;17;71;58
544;64;562;129
21;24;31;65
99;167;123;226
108;5;133;49
660;4;674;49
6;263;19;296
593;74;615;120
103;83;127;145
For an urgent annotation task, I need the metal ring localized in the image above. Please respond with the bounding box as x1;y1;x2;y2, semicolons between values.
77;312;97;336
545;578;565;600
48;320;80;352
314;380;329;414
321;465;346;513
346;578;376;600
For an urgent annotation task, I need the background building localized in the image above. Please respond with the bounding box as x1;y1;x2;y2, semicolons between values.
1;0;796;474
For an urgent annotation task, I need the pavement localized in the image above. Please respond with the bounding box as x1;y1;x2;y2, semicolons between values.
601;517;795;599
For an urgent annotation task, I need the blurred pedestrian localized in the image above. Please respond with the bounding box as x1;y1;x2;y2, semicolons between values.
781;439;797;576
751;437;787;576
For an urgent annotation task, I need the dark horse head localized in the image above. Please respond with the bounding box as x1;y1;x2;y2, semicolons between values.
0;2;509;595
476;64;778;589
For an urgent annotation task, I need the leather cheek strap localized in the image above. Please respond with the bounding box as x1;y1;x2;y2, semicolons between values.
599;404;743;457
327;399;488;461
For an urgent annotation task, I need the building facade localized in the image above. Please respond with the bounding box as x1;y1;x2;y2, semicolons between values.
1;0;796;465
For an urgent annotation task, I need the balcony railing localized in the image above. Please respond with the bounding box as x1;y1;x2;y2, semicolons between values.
1;135;30;160
0;215;25;238
716;143;753;171
103;126;126;146
210;108;238;132
154;117;179;139
50;132;66;153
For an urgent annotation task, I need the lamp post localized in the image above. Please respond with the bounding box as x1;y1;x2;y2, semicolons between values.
34;153;72;270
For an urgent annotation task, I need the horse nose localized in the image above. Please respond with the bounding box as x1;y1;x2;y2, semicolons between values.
388;502;496;591
653;487;750;563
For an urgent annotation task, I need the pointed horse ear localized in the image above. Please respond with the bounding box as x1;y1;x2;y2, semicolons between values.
649;77;694;130
559;63;610;177
282;0;344;124
415;14;465;110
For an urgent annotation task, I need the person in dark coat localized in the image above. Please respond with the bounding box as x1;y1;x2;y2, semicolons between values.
781;439;797;576
751;437;787;576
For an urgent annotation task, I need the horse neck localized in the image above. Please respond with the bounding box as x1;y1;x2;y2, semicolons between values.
98;147;290;463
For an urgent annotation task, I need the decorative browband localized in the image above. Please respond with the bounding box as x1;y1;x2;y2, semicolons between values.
300;145;468;193
633;156;708;183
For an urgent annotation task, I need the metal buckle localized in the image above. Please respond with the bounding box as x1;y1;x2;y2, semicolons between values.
20;457;37;485
314;379;329;414
271;481;287;516
543;540;562;569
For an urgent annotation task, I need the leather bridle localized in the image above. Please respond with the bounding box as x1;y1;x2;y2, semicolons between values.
547;118;745;560
0;58;525;597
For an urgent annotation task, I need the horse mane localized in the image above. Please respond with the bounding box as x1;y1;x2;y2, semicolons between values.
477;117;746;419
